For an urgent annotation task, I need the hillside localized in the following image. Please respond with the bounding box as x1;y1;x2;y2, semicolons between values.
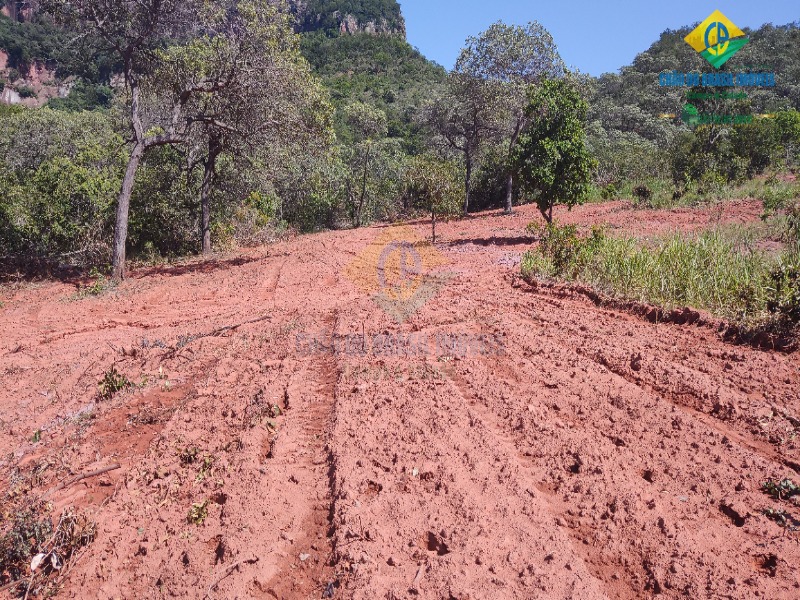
2;200;798;598
591;22;800;146
294;0;444;149
301;31;445;147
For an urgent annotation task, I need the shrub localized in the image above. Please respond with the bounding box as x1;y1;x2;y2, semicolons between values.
98;367;132;400
767;257;800;325
47;80;114;112
632;184;652;205
15;84;36;99
0;108;125;271
524;222;604;278
601;182;619;200
0;505;53;586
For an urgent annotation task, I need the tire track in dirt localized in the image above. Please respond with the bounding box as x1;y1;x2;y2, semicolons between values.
327;345;608;598
442;343;644;600
576;344;800;475
263;310;340;599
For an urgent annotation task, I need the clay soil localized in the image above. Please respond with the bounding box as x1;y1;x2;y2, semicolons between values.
1;199;798;599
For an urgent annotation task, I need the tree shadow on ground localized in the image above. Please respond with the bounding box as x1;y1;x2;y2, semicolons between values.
132;255;262;279
447;235;536;248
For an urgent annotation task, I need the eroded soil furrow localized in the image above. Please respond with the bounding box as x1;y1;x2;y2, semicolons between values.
1;200;799;599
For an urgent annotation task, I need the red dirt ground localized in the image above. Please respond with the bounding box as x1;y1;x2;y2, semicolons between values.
1;199;798;599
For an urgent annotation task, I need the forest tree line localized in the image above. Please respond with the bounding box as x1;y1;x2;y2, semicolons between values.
0;1;799;279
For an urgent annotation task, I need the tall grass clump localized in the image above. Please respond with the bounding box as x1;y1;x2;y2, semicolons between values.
522;223;800;327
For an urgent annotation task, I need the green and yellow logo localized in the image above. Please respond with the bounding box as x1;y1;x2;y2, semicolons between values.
684;10;749;69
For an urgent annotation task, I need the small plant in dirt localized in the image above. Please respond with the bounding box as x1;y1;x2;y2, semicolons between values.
0;504;95;595
187;500;209;526
762;478;800;501
31;429;41;443
178;446;200;466
77;268;114;299
244;389;283;429
763;508;800;530
0;504;53;588
98;367;133;400
195;455;215;482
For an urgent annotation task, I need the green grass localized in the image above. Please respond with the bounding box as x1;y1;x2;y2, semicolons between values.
587;176;800;211
522;223;800;326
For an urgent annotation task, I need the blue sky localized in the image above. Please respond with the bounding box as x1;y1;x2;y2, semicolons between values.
399;1;799;75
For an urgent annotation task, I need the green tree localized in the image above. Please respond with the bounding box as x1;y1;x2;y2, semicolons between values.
343;101;399;227
43;0;203;280
405;155;462;242
155;0;333;254
454;21;564;213
513;78;596;223
425;73;503;215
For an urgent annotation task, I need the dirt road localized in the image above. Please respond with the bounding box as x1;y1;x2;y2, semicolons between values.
1;200;798;599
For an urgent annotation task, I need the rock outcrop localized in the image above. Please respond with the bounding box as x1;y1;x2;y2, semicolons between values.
290;0;406;38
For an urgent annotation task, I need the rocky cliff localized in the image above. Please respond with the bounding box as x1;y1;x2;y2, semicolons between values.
291;0;406;37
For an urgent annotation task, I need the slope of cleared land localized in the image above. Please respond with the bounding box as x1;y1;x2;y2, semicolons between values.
0;200;798;599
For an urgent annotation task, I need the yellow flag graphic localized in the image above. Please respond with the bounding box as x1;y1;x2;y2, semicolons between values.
684;10;746;54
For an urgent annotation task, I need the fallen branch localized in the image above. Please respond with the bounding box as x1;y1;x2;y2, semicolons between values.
205;556;259;599
44;464;121;498
411;562;426;590
167;314;273;356
204;314;273;338
0;580;22;593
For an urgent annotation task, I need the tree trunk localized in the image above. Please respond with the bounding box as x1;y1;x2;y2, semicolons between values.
431;207;437;243
111;142;145;281
504;172;514;214
200;141;221;256
504;115;524;216
538;199;554;224
111;80;145;282
463;154;472;216
355;143;372;228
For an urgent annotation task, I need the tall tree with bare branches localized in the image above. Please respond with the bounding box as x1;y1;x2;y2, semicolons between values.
456;22;564;213
43;0;203;279
154;0;332;253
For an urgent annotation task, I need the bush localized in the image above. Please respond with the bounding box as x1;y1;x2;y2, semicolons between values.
524;222;605;278
587;126;667;186
47;80;114;112
0;108;125;269
15;84;36;98
632;184;652;205
768;258;800;325
600;182;620;200
470;144;512;211
127;145;201;259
